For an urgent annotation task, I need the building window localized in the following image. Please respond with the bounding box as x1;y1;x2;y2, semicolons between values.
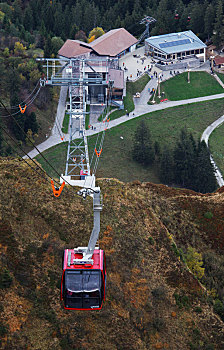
195;49;199;54
177;52;181;58
182;52;186;56
167;54;170;59
186;51;190;55
200;48;204;54
191;50;194;54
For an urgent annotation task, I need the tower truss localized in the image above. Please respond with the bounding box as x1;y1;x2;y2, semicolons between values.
38;57;115;186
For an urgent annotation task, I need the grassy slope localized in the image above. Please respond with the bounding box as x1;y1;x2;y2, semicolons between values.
36;99;224;183
217;72;224;84
0;158;224;349
159;71;224;101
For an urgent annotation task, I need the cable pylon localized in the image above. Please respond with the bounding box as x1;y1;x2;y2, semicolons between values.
39;57;115;187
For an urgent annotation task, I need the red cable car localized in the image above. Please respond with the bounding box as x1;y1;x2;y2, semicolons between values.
187;16;191;22
61;248;106;310
175;13;179;20
60;187;106;310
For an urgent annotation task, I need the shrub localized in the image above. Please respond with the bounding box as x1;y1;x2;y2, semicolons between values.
174;291;190;309
204;211;213;219
0;268;13;289
194;306;202;313
185;246;205;279
151;286;167;300
213;299;224;320
152;317;165;332
0;323;8;337
148;236;154;245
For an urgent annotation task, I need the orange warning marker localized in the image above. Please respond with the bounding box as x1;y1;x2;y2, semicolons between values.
51;180;65;197
61;137;64;141
95;148;102;157
19;104;27;114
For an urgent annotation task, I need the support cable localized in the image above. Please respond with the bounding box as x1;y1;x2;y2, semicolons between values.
1;80;41;110
0;123;61;187
0;87;41;118
1;133;53;186
0;99;79;190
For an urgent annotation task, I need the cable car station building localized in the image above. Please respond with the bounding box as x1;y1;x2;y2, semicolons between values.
59;28;138;104
145;30;206;62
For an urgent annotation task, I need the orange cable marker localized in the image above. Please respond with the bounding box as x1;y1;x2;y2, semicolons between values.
61;137;64;141
51;180;65;198
95;148;102;157
19;105;27;114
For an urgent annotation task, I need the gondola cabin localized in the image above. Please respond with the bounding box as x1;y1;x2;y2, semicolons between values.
61;248;106;310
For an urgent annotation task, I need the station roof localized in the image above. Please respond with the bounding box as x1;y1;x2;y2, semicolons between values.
214;55;224;65
58;39;92;58
145;31;206;54
90;28;138;57
58;28;138;58
108;68;124;89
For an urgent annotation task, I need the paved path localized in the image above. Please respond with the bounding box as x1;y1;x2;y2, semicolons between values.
26;92;224;159
201;115;224;187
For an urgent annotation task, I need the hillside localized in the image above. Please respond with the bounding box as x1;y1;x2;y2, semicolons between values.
0;157;224;349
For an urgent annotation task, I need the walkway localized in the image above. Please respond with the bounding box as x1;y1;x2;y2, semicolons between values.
26;92;224;159
201;115;224;187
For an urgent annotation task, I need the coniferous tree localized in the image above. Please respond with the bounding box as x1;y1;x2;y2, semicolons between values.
24;112;38;134
212;0;224;48
159;146;174;184
173;129;197;188
194;141;217;193
44;36;53;58
23;5;33;32
204;3;215;40
132;119;155;166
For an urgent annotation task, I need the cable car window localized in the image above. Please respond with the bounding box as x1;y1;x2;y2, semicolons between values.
64;270;103;309
65;270;82;292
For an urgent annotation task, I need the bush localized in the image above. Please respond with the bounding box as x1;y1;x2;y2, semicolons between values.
148;236;154;245
204;211;213;219
0;323;8;337
152;317;165;331
174;291;190;309
213;299;224;320
151;286;167;300
185;247;205;280
0;268;13;289
194;306;202;313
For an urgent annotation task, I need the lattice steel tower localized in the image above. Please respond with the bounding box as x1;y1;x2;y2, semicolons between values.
38;57;115;187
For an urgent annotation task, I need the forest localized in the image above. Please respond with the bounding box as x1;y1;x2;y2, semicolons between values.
0;0;224;51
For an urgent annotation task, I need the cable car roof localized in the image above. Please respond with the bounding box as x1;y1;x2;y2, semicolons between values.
63;248;104;271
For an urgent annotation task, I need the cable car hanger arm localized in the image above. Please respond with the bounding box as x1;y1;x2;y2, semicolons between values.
74;187;103;264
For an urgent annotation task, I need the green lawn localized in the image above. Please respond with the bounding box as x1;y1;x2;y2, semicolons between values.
36;99;224;183
217;72;224;84
62;113;69;133
158;71;224;101
85;104;90;130
209;122;224;175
